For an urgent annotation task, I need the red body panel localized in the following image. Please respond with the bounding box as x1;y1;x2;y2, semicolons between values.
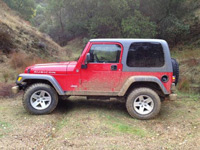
118;72;173;93
80;63;122;91
25;41;173;95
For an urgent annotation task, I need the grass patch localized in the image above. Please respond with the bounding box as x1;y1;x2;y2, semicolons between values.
0;121;11;129
0;106;5;111
111;122;147;137
177;91;200;101
171;46;200;94
171;47;200;61
0;120;11;138
105;115;148;137
55;117;68;131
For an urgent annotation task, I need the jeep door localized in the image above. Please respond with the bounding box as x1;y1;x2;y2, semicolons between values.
80;42;123;93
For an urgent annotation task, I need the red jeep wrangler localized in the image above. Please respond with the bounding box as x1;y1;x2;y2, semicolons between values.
12;39;179;120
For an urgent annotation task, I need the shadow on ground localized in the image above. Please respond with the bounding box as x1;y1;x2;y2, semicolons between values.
55;97;127;115
54;97;175;120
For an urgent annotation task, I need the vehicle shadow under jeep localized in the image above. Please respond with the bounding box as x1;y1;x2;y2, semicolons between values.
54;97;174;120
55;97;128;116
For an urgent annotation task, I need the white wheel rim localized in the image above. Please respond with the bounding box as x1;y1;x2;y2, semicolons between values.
133;95;154;115
30;90;52;110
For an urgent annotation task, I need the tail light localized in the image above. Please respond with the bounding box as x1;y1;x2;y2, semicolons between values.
172;76;176;83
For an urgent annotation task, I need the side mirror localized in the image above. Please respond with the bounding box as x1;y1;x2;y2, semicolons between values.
81;53;91;69
85;53;91;64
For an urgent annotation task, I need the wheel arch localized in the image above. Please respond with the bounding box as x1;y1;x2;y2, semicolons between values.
16;74;65;95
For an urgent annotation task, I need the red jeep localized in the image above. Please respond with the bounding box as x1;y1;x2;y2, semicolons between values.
12;39;179;120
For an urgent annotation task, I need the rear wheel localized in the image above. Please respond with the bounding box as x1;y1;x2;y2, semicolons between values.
126;88;161;120
23;83;58;115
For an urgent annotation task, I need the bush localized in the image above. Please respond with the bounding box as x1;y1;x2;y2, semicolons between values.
0;83;15;98
10;52;47;73
2;72;9;83
178;77;190;92
121;11;157;38
0;30;14;54
3;0;36;21
159;15;190;45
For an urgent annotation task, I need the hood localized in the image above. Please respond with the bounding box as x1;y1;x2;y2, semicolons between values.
25;61;77;74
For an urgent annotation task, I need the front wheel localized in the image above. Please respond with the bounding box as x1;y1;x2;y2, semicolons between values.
23;83;58;115
126;88;161;120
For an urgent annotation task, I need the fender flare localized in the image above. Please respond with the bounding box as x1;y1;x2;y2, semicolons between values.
16;74;65;95
118;76;169;96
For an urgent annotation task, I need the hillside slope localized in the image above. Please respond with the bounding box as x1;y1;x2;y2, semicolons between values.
171;32;200;94
0;0;69;84
0;0;62;60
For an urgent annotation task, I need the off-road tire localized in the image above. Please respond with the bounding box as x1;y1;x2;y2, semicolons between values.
171;58;179;85
126;88;161;120
23;83;58;115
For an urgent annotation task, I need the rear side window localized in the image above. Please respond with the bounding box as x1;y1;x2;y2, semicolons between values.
89;44;121;63
127;42;164;67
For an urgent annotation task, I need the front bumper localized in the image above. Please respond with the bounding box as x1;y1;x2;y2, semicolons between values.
11;86;19;94
11;75;27;94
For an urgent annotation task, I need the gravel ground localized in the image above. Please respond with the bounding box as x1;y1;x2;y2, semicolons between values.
0;95;199;150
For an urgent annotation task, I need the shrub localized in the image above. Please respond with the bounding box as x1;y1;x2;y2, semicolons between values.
178;77;190;92
3;0;36;21
0;30;14;54
121;11;157;38
0;83;15;98
10;52;47;73
2;72;9;83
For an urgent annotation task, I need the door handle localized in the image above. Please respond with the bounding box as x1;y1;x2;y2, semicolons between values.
111;65;117;71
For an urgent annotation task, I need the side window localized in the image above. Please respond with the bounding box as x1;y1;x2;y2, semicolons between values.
89;44;121;63
127;42;164;67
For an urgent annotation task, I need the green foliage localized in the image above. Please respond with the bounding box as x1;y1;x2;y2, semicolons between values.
4;0;200;46
140;0;197;45
3;0;36;20
84;0;130;38
39;0;198;45
31;4;45;26
122;10;157;38
159;15;190;45
32;0;153;44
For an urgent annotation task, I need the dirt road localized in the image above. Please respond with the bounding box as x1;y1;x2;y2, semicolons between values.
0;94;199;150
